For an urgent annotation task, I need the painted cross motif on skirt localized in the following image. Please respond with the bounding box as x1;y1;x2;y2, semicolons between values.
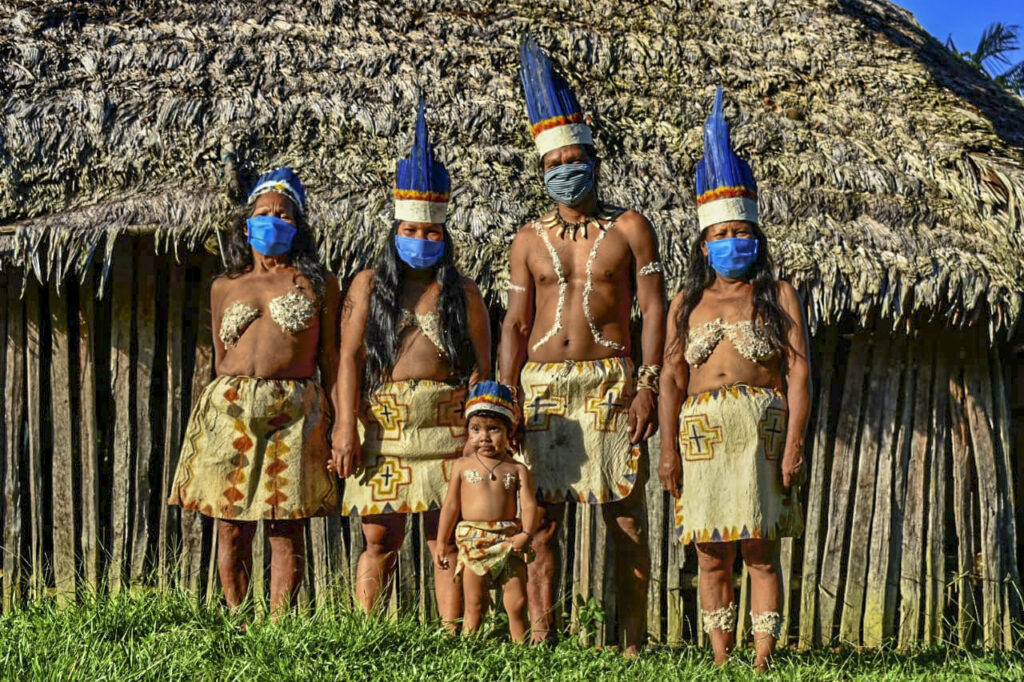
369;455;412;501
681;414;724;461
758;406;786;461
369;394;409;442
584;386;629;433
523;389;567;431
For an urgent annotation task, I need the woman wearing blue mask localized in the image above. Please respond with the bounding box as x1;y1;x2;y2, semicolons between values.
168;167;342;618
331;101;491;628
658;89;810;672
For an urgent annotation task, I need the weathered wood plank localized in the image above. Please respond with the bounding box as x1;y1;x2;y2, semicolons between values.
862;336;906;646
130;241;157;584
644;432;665;643
348;513;364;608
818;335;870;643
108;251;135;593
310;516;329;609
77;272;101;592
798;328;838;649
948;364;977;647
0;278;6;605
592;503;609;646
180;257;213;595
3;284;25;611
964;330;1003;647
779;537;793;648
397;514;415;613
24;282;45;599
898;335;935;648
839;335;892;644
989;346;1021;648
48;283;77;604
923;345;949;645
159;262;186;590
737;563;750;643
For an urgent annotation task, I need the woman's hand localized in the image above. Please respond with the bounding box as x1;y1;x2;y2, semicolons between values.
781;445;805;488
329;425;361;478
658;449;682;498
628;388;658;444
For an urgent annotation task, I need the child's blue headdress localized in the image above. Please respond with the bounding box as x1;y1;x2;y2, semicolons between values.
695;87;759;229
246;167;306;215
464;381;516;424
394;98;450;224
518;35;594;157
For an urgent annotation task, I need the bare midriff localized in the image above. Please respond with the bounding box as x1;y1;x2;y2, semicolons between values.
685;333;782;396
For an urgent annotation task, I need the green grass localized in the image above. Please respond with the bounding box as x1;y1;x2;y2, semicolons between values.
0;593;1021;681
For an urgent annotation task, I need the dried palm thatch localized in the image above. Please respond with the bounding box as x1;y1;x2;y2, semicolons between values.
2;0;1023;336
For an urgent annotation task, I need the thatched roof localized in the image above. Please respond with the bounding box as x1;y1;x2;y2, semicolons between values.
3;0;1024;335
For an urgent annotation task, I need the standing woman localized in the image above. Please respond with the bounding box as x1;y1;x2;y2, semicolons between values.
169;167;342;615
658;89;810;671
332;100;491;626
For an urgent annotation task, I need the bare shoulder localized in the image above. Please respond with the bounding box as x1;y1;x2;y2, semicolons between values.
513;460;531;477
613;209;654;236
460;275;484;299
776;279;801;305
349;268;376;293
512;221;540;244
449;456;468;475
668;290;686;314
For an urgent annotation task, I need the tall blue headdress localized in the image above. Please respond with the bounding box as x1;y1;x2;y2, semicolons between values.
246;167;306;215
394;98;450;224
695;87;759;229
519;35;594;157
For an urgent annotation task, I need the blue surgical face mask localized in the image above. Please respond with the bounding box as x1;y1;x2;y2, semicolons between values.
395;235;445;269
706;237;759;279
543;160;595;206
246;216;297;256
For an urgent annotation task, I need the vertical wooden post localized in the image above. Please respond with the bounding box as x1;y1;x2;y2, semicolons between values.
666;526;685;646
130;240;156;584
963;330;1004;647
24;281;44;599
180;256;213;595
839;335;891;644
923;346;949;644
49;283;77;604
3;283;25;611
644;433;665;643
863;335;906;646
898;335;935;648
949;361;978;646
159;261;186;590
309;516;330;608
798;328;837;648
109;244;135;593
78;271;100;592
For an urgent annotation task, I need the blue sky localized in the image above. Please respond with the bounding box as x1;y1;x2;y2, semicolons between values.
896;1;1024;68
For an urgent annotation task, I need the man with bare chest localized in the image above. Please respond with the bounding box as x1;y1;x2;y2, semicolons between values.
499;37;665;654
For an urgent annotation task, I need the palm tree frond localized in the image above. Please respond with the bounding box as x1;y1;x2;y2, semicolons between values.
976;22;1020;68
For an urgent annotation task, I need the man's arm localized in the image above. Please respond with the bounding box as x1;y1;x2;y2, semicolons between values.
658;293;689;498
621;212;666;443
498;228;536;405
317;274;342;407
779;281;811;488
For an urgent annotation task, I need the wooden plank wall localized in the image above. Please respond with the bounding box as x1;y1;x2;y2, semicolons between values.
0;242;1021;649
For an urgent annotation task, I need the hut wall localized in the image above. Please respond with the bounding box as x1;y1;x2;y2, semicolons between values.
0;238;1020;649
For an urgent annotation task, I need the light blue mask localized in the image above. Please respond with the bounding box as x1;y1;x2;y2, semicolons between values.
706;237;759;278
246;216;297;256
395;235;445;269
543;161;595;206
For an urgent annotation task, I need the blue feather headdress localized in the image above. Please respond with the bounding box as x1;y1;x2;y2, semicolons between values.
519;35;594;157
246;167;307;215
394;98;450;224
694;87;759;229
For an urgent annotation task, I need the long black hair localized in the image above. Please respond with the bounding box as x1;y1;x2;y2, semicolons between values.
219;199;327;302
676;223;791;356
363;222;473;397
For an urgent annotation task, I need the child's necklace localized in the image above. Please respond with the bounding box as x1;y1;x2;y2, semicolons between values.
474;452;499;481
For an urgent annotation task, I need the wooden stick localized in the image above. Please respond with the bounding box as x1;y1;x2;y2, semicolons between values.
948;361;977;646
645;433;665;644
159;261;186;590
78;270;101;593
818;334;870;644
1;281;23;611
840;334;891;644
130;239;157;584
863;335;906;645
798;328;838;649
25;281;44;599
49;283;77;605
924;344;949;644
108;248;135;594
898;334;935;648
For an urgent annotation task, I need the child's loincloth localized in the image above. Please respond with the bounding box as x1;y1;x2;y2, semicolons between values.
455;520;533;581
674;384;803;544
